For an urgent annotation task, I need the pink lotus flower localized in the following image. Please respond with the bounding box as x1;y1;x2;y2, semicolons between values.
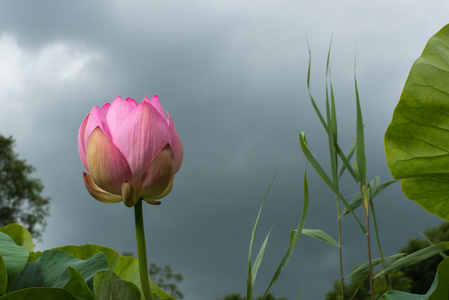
78;96;183;207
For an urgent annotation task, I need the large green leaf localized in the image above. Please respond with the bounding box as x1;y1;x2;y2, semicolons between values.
0;255;7;295
55;244;119;270
0;232;29;292
10;249;109;291
61;267;95;300
0;224;33;253
0;287;82;300
27;252;42;263
93;270;142;300
385;23;449;221
114;256;140;284
114;255;176;300
380;256;449;299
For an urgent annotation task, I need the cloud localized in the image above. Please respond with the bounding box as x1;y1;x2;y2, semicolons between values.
0;33;102;141
0;33;99;91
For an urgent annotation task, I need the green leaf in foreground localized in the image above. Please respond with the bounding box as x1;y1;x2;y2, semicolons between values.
55;244;119;270
60;267;95;300
27;252;42;263
94;270;142;300
10;249;109;291
0;287;81;300
0;255;7;295
385;23;449;221
380;256;449;299
0;232;29;292
114;255;176;300
0;224;33;253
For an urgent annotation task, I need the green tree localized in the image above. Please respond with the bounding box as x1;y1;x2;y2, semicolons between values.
0;134;50;239
122;252;184;298
325;222;449;299
397;222;449;294
149;263;184;299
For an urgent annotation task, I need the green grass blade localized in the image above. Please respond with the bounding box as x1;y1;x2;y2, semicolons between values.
345;253;406;279
328;80;339;186
328;43;338;146
370;179;397;198
340;178;396;218
307;40;329;133
415;231;448;260
299;132;366;234
325;38;339;187
335;143;358;181
354;62;366;186
307;40;358;183
340;194;362;218
337;144;356;180
299;228;339;247
297;286;304;300
369;185;392;289
246;165;280;300
261;169;310;300
374;242;449;278
350;272;370;300
250;228;272;294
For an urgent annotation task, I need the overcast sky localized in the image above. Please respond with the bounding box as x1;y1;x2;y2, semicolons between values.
1;1;448;299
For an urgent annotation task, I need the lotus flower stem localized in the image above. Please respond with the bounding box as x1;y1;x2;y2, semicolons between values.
135;199;155;300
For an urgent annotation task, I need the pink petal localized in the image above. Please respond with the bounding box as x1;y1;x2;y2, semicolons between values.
98;103;111;137
141;95;150;104
78;113;90;171
104;97;138;143
114;101;170;180
168;112;183;173
84;106;105;147
124;97;138;107
140;144;175;200
98;102;110;123
146;95;166;119
83;172;123;204
86;127;133;195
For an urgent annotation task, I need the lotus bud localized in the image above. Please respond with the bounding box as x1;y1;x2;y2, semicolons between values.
78;96;183;206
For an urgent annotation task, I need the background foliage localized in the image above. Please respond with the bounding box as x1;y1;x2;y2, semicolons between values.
325;222;449;299
0;134;50;239
219;292;287;300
